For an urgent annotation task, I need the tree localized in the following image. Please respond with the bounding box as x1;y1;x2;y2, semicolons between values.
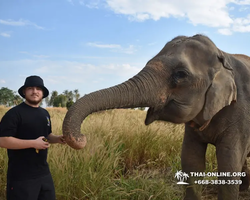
0;87;23;106
66;99;74;110
74;89;80;101
0;87;15;106
48;91;58;106
44;96;50;106
63;90;74;101
0;87;82;108
53;94;68;107
45;89;81;108
63;90;69;97
13;94;23;106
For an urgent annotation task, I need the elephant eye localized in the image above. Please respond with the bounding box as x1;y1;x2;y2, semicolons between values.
174;70;188;79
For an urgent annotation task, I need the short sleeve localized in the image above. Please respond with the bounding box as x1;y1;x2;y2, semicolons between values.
0;110;19;137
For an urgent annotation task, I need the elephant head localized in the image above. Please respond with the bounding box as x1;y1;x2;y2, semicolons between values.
62;34;237;149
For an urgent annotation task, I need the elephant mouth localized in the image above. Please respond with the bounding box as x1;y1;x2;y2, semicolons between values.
146;105;213;131
145;103;195;125
145;107;160;125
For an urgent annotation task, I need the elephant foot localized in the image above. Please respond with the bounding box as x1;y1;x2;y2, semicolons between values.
183;184;202;200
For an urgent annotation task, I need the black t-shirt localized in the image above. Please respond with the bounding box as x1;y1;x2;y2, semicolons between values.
0;102;52;181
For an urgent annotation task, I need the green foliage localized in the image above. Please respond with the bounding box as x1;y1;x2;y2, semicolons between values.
48;91;58;107
74;89;80;101
66;99;74;110
47;89;80;107
0;87;23;106
53;94;68;107
63;90;73;100
0;87;80;108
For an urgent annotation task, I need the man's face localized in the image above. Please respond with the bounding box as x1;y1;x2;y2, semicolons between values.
23;87;43;105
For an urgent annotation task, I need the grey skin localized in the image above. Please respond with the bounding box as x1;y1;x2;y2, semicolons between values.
62;34;250;200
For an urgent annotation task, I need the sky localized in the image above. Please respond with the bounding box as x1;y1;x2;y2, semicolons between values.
0;0;250;98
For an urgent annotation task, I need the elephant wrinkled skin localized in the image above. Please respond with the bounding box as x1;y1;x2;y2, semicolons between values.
63;34;250;200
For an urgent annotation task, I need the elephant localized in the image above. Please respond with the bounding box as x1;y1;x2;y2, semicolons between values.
62;34;250;200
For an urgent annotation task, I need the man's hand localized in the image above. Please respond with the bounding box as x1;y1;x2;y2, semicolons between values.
34;136;50;152
47;134;66;144
57;135;66;144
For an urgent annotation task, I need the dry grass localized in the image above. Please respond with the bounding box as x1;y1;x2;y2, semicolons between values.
0;107;250;199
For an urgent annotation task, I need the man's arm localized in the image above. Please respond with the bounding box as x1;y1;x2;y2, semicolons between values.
0;136;50;150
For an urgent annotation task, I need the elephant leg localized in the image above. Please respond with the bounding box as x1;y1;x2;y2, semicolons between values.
239;160;250;191
216;144;245;200
181;128;207;200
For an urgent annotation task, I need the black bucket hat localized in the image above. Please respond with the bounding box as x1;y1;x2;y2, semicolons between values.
18;75;49;99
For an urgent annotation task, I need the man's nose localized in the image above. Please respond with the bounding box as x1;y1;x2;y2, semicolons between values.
32;87;39;92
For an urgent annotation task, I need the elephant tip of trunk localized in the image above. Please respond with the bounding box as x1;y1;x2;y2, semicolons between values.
65;134;87;150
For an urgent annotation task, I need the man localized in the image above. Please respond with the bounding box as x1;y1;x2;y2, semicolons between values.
0;75;66;200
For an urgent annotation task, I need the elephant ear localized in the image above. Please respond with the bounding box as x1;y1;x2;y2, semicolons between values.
202;50;237;124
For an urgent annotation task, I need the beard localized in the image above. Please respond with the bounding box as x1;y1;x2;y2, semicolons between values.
25;96;43;106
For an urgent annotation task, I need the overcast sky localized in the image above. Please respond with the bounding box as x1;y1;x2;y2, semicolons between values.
0;0;250;97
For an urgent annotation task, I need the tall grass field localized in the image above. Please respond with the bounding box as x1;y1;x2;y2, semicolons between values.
0;106;249;199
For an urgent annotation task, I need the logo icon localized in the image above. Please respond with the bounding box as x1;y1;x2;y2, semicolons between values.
175;170;189;184
46;116;50;126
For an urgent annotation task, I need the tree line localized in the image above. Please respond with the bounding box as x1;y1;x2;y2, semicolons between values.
0;87;81;109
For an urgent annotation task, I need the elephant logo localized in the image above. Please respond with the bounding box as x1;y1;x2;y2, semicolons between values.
175;170;189;185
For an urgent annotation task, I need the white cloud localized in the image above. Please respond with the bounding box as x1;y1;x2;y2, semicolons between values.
0;58;142;94
0;79;6;84
19;51;49;59
103;0;250;35
87;42;121;48
218;28;233;35
87;42;137;54
122;45;137;54
0;19;44;30
106;0;232;25
102;63;140;77
232;14;250;32
147;42;157;46
67;0;75;5
0;32;11;37
79;0;104;8
234;0;250;5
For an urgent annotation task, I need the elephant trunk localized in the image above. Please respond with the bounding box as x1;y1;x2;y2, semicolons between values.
62;70;159;149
